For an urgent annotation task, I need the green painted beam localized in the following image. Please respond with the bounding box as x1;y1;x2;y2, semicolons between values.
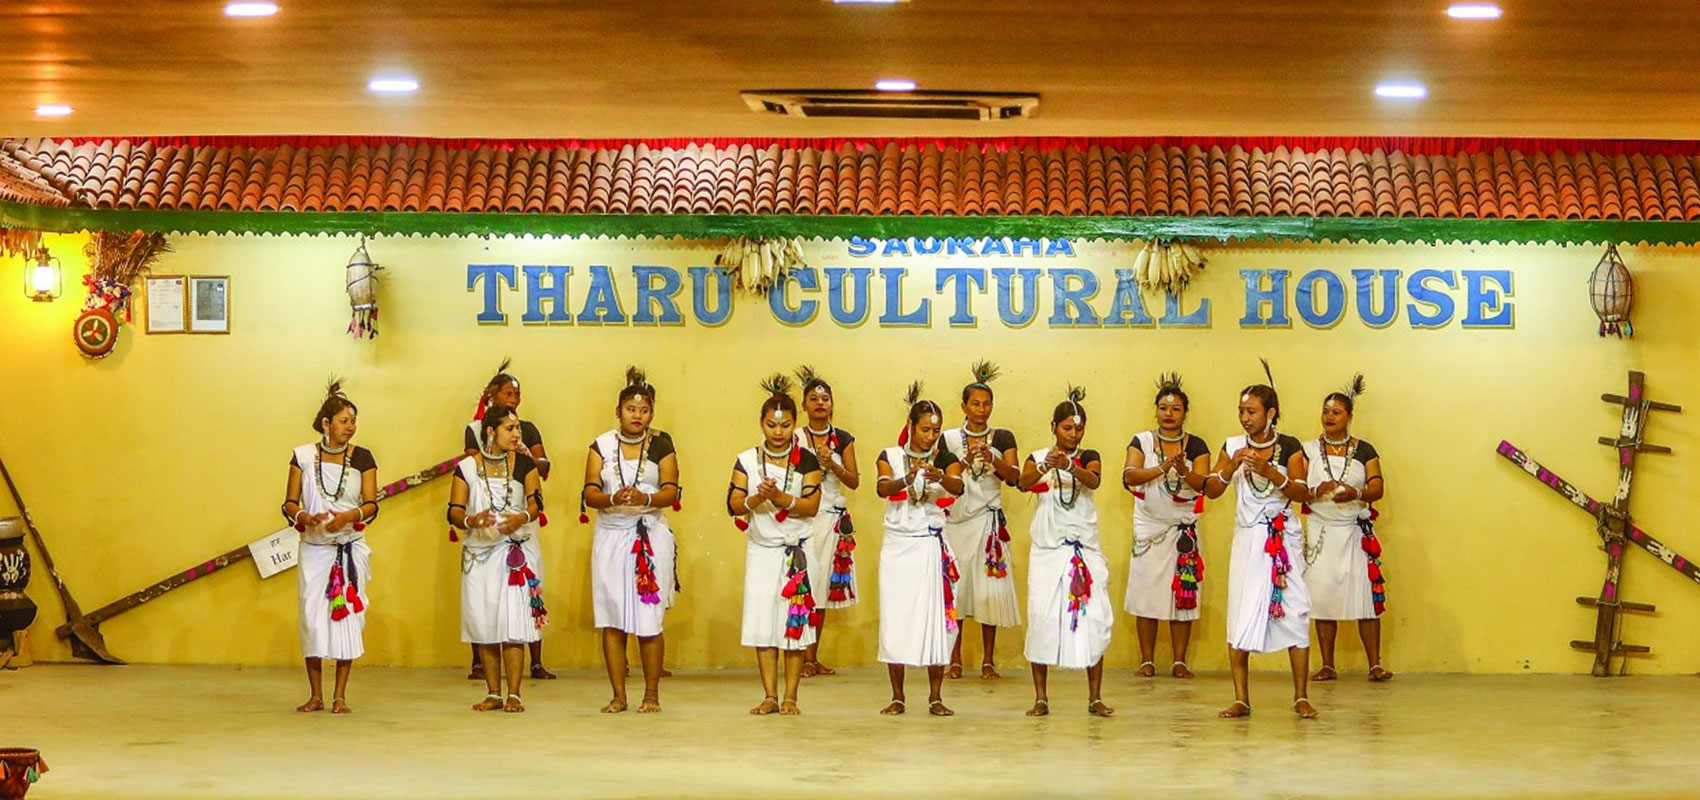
6;198;1700;245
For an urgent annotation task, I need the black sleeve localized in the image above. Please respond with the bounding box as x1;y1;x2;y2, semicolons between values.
1127;435;1143;452
452;470;468;486
290;452;303;470
513;453;538;484
834;428;856;452
1278;434;1305;456
1355;440;1380;464
350;446;377;474
521;421;545;449
876;449;891;468
796;448;823;475
935;450;961;470
1079;449;1102;466
463;425;479;452
992;429;1018;453
1185;435;1211;461
648;431;676;462
732;458;747;476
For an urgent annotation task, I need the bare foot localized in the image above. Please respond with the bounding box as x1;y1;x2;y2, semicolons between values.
530;665;558;680
1294;698;1319;719
778;699;801;716
749;696;779;715
1369;665;1395;682
659;667;673;678
504;695;525;713
945;663;963;679
1311;665;1338;681
1025;699;1050;717
296;696;324;713
813;662;837;676
1136;661;1157;678
330;698;352;715
981;663;1001;680
928;699;955;717
1218;700;1252;719
601;698;628;714
1088;699;1115;717
637;694;661;714
800;661;819;678
1172;662;1195;679
880;699;907;715
472;694;504;712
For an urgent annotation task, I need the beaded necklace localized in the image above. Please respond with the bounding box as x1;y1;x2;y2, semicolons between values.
615;430;651;494
313;442;351;502
961;423;993;480
1244;431;1283;498
1158;433;1189;495
759;442;796;501
477;451;517;513
1052;446;1083;510
902;445;937;506
1319;435;1359;486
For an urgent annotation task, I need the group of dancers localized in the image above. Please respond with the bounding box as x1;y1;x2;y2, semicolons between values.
279;359;1388;720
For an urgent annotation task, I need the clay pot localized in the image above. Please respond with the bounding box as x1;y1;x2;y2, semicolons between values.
0;748;47;800
0;519;37;652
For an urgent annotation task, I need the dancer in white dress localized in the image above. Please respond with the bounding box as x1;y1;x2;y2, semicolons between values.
461;359;555;682
1201;362;1318;719
582;367;681;713
876;383;966;716
280;379;379;715
727;374;825;716
1301;375;1391;683
1019;386;1114;718
448;403;546;714
941;361;1022;680
1121;373;1213;679
794;366;861;679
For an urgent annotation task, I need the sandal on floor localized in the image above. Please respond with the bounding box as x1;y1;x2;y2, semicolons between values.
881;698;906;715
1087;699;1115;717
1369;665;1394;682
928;699;954;716
1171;661;1195;679
473;693;504;712
1136;660;1156;677
504;694;526;713
1311;665;1338;681
1293;697;1319;718
1025;699;1049;717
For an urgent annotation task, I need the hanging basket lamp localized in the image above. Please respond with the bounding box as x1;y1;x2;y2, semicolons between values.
1588;242;1634;338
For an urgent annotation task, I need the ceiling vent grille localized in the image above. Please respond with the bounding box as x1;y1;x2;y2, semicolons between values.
741;90;1039;121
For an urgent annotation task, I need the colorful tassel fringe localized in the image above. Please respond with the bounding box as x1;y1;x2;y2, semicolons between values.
326;543;365;622
1264;514;1291;619
634;522;662;605
506;542;549;627
1066;541;1093;631
940;531;962;633
780;544;819;640
827;511;857;604
1359;509;1387;616
984;510;1011;578
1171;524;1204;610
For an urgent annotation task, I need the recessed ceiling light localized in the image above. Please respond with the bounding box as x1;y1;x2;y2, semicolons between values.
367;76;420;94
1374;82;1427;99
1446;3;1501;19
875;79;917;92
34;104;73;117
224;2;279;17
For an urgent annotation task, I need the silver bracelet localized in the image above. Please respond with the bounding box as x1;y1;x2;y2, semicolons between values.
784;494;797;511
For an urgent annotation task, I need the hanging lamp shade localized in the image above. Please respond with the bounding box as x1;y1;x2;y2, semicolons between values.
1588;243;1634;338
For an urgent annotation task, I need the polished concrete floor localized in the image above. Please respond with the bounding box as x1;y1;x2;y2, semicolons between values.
3;664;1698;799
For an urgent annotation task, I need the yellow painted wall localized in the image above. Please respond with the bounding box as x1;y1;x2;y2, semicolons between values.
2;232;1697;674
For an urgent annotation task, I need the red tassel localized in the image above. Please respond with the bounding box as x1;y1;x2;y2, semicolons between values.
1132;489;1146;500
537;513;548;527
897;426;909;447
474;396;488;421
1369;507;1381;521
294;523;306;533
775;509;790;523
1301;503;1312;515
789;445;802;466
348;588;364;613
888;490;909;502
508;570;525;586
1193;496;1206;514
1271;514;1286;532
578;512;590;524
1029;482;1050;494
734;518;750;531
448;528;459;543
936;497;956;509
672;502;682;511
352;521;366;532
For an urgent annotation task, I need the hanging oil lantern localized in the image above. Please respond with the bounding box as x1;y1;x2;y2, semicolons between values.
345;238;382;339
1588;242;1634;338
